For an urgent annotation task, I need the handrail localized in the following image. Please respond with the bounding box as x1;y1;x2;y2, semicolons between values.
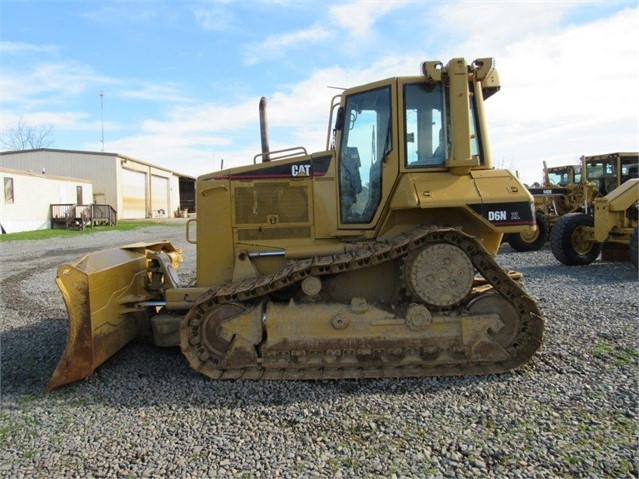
253;146;308;164
50;203;118;229
186;219;197;244
326;94;342;151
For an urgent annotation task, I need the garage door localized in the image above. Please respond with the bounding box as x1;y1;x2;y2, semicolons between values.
151;175;169;217
122;169;146;219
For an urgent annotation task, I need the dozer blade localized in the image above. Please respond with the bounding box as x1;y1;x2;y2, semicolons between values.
47;241;180;391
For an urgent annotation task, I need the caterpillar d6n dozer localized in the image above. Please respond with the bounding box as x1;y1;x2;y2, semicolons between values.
48;58;544;390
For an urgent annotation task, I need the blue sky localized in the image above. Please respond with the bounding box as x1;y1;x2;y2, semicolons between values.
1;0;638;184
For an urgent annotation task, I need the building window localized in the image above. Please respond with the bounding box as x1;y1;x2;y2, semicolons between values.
4;177;14;204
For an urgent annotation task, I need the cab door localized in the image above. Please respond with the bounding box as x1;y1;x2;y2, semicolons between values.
336;80;397;229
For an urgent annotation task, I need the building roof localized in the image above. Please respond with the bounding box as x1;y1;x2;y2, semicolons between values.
0;148;196;180
0;166;92;183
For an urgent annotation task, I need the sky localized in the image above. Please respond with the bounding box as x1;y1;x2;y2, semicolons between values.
1;0;638;185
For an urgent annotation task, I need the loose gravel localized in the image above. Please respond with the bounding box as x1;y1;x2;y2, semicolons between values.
1;222;637;478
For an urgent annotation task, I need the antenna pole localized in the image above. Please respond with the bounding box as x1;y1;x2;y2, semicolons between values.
100;91;105;151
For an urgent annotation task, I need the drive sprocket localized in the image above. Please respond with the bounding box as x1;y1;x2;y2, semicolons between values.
403;242;474;308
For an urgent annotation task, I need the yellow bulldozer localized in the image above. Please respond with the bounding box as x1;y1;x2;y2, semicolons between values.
48;58;544;390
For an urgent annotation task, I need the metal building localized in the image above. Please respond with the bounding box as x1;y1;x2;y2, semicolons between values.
0;148;195;219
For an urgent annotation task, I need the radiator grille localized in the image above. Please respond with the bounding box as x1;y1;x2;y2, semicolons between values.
234;183;309;224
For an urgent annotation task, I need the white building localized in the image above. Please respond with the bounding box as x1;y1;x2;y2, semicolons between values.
1;167;93;233
0;148;195;220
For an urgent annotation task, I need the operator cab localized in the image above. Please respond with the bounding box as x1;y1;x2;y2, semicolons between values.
335;76;486;226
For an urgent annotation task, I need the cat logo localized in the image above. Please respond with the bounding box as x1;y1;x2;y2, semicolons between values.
291;164;311;177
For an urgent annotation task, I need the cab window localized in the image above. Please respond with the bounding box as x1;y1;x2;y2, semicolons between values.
586;161;614;180
574;167;582;183
404;83;445;167
338;86;391;224
468;91;482;160
548;169;572;186
621;162;638;182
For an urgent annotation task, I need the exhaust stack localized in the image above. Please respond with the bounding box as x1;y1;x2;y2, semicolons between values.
259;96;270;162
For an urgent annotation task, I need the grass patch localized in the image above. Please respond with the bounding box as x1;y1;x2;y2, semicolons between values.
0;411;13;442
593;342;639;367
0;220;182;242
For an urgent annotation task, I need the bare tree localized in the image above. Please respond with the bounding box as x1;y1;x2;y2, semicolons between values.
0;117;54;150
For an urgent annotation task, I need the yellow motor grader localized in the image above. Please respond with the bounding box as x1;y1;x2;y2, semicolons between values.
550;177;638;267
505;163;583;252
48;58;544;390
506;153;638;252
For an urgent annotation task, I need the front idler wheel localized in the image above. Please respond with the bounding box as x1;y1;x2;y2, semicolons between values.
467;293;521;348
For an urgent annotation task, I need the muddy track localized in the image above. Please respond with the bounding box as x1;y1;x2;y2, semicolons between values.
182;227;543;379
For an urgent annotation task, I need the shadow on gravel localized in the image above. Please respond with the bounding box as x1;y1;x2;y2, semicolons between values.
1;316;68;396
1;318;521;411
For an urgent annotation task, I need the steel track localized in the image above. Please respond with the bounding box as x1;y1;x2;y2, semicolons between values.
180;227;544;380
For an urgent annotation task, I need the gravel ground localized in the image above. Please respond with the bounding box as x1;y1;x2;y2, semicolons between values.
1;222;637;478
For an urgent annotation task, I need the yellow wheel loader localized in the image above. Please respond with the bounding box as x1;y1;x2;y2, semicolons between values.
48;58;544;390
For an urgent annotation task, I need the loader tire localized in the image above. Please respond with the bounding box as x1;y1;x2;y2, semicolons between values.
550;213;601;266
630;227;638;269
506;212;548;252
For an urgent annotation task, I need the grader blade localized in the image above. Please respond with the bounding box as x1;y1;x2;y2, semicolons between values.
47;242;180;391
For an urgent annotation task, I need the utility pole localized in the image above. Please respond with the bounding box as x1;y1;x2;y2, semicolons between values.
99;91;105;151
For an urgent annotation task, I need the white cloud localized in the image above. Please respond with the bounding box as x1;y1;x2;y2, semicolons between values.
80;4;158;24
140;97;258;135
243;25;332;65
191;3;235;32
0;41;59;56
434;1;575;57
329;0;408;38
408;1;639;184
119;83;192;103
484;7;639;183
26;111;93;129
242;0;410;65
1;61;108;104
